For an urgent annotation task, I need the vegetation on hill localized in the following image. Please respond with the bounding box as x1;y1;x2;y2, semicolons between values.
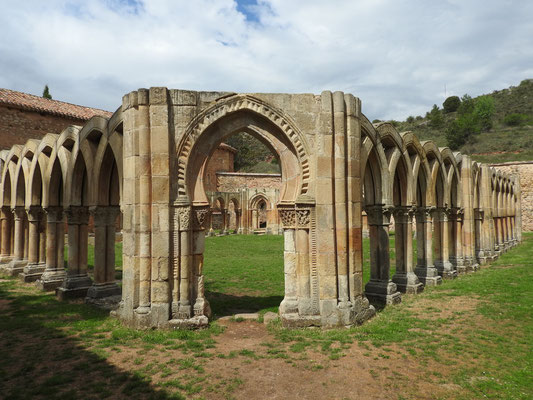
225;132;280;173
384;79;533;164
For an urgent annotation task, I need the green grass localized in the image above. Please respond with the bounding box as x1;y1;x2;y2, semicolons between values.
2;233;532;399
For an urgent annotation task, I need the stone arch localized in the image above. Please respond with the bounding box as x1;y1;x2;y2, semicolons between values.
176;95;311;205
249;193;270;231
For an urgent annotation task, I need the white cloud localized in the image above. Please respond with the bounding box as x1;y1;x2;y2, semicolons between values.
0;0;531;120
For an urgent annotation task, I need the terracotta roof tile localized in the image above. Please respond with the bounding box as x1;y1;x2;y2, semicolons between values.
0;88;113;120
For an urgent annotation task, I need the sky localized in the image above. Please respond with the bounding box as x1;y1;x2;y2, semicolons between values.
0;0;532;121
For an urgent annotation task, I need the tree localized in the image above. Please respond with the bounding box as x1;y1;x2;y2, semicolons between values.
428;104;444;128
445;113;480;150
42;85;52;99
473;95;495;130
442;96;461;113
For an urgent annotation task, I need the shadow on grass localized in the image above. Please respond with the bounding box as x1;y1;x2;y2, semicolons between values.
0;279;177;400
206;290;283;318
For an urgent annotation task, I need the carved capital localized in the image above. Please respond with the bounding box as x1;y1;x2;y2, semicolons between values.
44;207;63;223
192;207;210;230
279;208;296;229
392;205;415;224
176;206;192;231
12;206;25;220
90;206;120;226
27;206;43;223
474;207;484;221
365;205;392;226
66;206;90;225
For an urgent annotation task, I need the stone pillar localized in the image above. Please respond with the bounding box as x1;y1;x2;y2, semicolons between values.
57;206;93;300
280;228;299;313
436;207;456;278
87;206;121;300
449;208;466;273
474;208;488;264
36;207;67;291
414;206;442;286
221;208;228;235
392;206;423;293
207;209;214;237
364;205;401;305
0;207;13;263
20;206;46;282
192;207;210;319
236;209;243;234
4;207;28;276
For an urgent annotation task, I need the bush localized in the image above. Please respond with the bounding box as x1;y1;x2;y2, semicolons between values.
445;113;480;150
372;119;382;124
443;96;461;113
503;113;527;126
406;116;415;123
473;95;495;130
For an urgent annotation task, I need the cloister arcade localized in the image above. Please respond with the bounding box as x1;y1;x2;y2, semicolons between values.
0;88;521;329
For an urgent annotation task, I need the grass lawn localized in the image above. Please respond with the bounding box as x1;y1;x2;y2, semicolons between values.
0;233;531;399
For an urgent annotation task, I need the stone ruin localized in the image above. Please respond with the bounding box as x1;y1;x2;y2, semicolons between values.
0;88;522;329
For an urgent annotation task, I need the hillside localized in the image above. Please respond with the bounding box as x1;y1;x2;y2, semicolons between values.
391;79;533;164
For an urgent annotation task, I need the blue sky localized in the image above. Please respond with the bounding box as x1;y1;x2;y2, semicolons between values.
0;0;532;120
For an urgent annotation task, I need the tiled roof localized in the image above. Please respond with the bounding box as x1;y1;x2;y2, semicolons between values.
0;88;113;120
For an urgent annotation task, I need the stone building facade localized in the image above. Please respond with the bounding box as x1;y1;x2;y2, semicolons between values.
0;87;522;331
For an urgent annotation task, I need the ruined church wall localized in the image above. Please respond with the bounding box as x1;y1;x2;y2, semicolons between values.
216;172;282;192
491;161;533;231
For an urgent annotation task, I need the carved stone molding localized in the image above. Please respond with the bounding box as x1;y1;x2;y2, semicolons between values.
392;206;415;224
65;206;89;225
365;205;392;226
176;206;192;231
193;207;210;230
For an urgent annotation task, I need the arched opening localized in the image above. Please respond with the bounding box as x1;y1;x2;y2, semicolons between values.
176;108;306;320
0;169;14;263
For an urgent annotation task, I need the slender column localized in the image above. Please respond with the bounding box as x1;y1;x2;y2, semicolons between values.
57;206;93;299
450;208;466;273
0;207;13;263
87;206;121;300
23;216;29;262
221;209;228;235
192;207;210;318
280;227;299;313
172;205;193;320
414;206;442;286
474;208;488;264
392;206;423;293
236;209;243;234
4;207;28;276
36;207;67;291
436;207;456;278
20;207;46;282
364;205;401;305
38;217;46;265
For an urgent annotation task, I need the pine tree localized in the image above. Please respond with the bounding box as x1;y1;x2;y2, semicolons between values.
42;85;52;99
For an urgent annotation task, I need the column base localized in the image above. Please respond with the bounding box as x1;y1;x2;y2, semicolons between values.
86;294;122;310
281;313;322;328
317;297;376;327
415;265;442;286
364;280;402;306
1;259;28;277
56;274;93;300
86;282;121;299
0;255;13;264
20;262;46;282
36;269;67;291
169;315;209;329
435;261;457;279
279;296;299;314
193;297;212;318
392;272;424;294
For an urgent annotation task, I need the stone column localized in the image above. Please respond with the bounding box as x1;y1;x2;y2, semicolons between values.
236;209;243;234
192;207;211;319
436;207;456;278
4;207;28;276
280;226;299;313
207;209;214;237
221;208;228;235
474;208;488;264
87;206;121;300
392;206;423;293
449;208;466;273
20;206;46;282
414;206;442;286
0;207;13;263
36;207;67;291
57;206;93;300
364;205;401;305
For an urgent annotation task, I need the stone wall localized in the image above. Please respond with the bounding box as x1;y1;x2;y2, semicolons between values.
0;105;86;149
492;161;533;231
216;172;282;192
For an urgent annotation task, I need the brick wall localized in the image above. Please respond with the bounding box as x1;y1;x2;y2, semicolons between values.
203;146;235;191
217;172;282;192
0;105;86;149
492;161;533;231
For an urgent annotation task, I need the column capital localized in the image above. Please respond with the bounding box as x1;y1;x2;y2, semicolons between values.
365;204;392;226
192;206;210;230
44;206;64;223
435;206;451;222
12;206;26;220
474;207;484;221
415;206;435;223
27;206;43;222
66;206;90;225
90;206;120;226
392;205;415;223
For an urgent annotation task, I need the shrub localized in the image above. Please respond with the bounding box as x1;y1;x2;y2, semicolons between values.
443;96;461;113
428;104;444;128
445;113;480;150
503;113;527;126
406;116;415;123
473;95;495;130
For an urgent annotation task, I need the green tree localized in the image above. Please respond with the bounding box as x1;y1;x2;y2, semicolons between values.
428;104;444;128
442;96;461;113
445;113;480;150
458;94;475;115
473;95;495;130
42;85;52;99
